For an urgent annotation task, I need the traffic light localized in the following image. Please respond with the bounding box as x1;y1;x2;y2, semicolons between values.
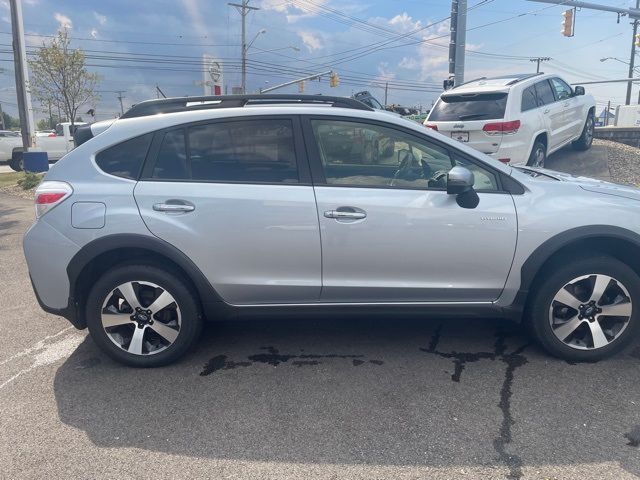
561;9;574;37
636;33;640;47
298;81;304;93
329;71;339;87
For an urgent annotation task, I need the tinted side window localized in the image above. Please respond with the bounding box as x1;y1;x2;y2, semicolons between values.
96;133;152;179
550;77;573;100
188;119;298;183
521;86;538;112
534;80;556;106
152;129;188;180
311;119;498;191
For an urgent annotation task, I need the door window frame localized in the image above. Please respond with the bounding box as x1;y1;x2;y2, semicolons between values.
300;115;514;194
139;115;312;185
549;77;574;101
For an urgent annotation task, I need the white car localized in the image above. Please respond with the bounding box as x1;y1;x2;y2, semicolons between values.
424;73;596;167
9;122;87;171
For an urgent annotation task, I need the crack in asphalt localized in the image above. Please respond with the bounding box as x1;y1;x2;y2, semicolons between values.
421;324;530;480
200;346;383;376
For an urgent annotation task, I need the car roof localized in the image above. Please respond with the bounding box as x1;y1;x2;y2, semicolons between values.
444;73;551;94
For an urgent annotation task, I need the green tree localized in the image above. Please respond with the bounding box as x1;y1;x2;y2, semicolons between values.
36;118;50;130
28;29;99;127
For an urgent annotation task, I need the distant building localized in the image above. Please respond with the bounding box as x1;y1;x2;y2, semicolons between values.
595;108;615;127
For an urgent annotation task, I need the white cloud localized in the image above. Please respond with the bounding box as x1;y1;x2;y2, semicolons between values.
181;0;208;38
90;28;98;39
54;13;72;30
298;30;322;51
93;12;107;25
25;31;49;47
388;12;422;33
261;0;331;23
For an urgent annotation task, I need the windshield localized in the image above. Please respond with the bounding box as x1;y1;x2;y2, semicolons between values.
429;92;508;122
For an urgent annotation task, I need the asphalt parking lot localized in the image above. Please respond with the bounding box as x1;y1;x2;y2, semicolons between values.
1;146;640;479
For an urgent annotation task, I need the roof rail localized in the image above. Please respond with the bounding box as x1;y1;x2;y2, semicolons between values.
451;77;487;89
120;94;374;119
505;72;543;86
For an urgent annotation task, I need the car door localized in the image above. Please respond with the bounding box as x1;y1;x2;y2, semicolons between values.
304;116;518;303
550;77;583;140
134;116;322;305
534;79;565;150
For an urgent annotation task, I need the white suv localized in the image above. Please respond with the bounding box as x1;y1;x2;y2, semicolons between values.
424;73;596;167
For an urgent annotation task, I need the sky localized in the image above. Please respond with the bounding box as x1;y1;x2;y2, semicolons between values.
0;0;637;122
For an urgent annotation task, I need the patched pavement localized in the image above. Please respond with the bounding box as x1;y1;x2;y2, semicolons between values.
1;188;639;480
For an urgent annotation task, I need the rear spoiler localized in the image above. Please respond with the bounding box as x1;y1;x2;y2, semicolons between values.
73;119;116;147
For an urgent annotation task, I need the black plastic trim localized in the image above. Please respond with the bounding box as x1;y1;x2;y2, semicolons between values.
29;275;83;329
510;225;640;310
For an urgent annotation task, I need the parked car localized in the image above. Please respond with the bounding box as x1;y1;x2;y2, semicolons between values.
424;73;596;167
35;130;56;137
9;121;87;171
0;130;23;161
24;94;640;367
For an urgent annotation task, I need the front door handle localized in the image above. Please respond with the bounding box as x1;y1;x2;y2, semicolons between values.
324;207;367;220
153;202;195;213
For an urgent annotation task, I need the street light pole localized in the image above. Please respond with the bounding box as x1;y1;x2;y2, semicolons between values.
229;0;260;94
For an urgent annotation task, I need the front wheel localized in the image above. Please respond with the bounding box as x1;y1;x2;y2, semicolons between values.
572;113;594;151
528;255;640;362
86;264;203;367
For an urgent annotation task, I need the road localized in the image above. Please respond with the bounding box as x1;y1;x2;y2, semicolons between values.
1;145;640;479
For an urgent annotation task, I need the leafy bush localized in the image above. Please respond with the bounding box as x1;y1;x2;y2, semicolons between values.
17;172;42;190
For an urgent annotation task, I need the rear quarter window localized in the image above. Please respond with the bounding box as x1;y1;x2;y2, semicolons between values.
429;92;507;122
95;133;153;179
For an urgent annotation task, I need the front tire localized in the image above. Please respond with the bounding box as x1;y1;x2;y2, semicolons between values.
86;264;203;367
528;255;640;362
572;113;594;151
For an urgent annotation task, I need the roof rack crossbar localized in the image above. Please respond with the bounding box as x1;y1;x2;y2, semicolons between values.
121;94;373;119
452;76;487;89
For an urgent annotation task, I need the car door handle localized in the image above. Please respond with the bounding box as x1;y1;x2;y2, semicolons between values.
153;202;195;213
543;109;550;114
324;208;366;220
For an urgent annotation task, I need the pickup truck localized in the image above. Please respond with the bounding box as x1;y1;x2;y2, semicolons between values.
5;122;86;171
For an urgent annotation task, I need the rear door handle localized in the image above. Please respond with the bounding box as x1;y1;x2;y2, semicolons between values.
153;202;195;213
324;207;367;220
543;109;550;114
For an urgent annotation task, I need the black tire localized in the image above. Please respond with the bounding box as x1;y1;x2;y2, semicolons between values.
9;152;23;172
86;264;203;367
527;140;546;168
572;113;594;151
528;255;640;362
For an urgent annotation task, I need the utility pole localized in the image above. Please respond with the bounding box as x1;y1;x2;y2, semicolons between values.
530;57;551;73
229;0;260;94
384;82;388;106
626;0;639;105
448;0;467;86
156;85;166;98
115;90;125;115
9;0;35;150
0;102;5;130
605;100;610;126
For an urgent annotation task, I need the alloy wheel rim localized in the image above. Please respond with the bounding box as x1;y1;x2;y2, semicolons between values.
548;274;632;350
585;117;594;144
534;147;545;167
101;280;181;356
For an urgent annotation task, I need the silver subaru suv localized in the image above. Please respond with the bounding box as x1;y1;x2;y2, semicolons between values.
24;94;640;367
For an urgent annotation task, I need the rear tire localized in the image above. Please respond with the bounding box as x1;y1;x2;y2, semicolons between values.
572;113;594;151
528;255;640;362
86;264;203;367
527;140;546;168
9;152;23;172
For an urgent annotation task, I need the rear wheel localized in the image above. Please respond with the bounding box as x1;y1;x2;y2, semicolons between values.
528;255;640;361
86;264;203;367
572;113;594;151
527;140;546;168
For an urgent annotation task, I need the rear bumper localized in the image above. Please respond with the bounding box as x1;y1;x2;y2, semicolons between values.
29;275;84;329
487;139;530;165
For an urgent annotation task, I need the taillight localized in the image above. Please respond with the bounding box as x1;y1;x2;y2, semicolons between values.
498;158;511;164
34;181;72;218
483;120;521;135
48;133;56;137
424;123;438;131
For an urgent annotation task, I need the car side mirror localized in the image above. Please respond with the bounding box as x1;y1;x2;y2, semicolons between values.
574;86;585;96
447;166;479;209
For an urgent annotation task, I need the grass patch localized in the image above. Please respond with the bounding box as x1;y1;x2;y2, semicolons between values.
0;171;44;190
0;172;23;187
